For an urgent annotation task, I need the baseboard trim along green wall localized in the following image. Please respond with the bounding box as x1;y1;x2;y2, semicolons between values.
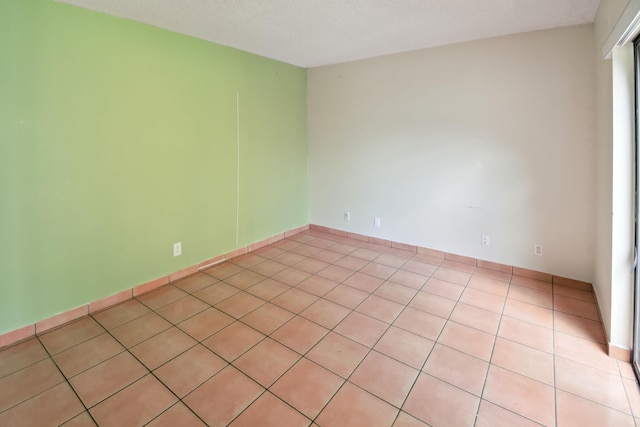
0;225;309;348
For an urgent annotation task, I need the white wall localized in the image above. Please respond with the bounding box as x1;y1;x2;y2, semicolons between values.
308;25;596;282
594;0;635;350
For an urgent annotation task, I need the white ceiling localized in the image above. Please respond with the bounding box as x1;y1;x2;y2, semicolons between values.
57;0;601;68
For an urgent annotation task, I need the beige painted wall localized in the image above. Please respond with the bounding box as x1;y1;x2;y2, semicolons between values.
308;25;596;282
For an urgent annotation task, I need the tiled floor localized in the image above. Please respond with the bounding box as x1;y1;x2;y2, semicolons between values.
2;229;640;426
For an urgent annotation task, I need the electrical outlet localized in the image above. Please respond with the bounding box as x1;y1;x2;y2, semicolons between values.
374;217;381;228
534;244;542;256
173;242;182;257
481;235;490;246
344;211;351;221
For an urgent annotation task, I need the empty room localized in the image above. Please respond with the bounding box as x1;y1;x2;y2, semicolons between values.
2;0;640;425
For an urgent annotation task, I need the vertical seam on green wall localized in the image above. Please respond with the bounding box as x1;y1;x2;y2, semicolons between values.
236;91;241;247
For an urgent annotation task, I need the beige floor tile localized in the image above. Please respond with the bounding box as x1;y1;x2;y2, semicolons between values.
507;284;552;309
441;259;476;273
467;274;510;297
432;267;471;285
229;391;310;427
92;299;151;330
400;260;438;277
231;252;273;268
554;294;599;321
248;259;289;277
491;337;554;385
459;287;505;313
89;375;176;427
244;278;290;301
225;270;267;290
360;262;398;280
155;295;210;324
554;311;605;343
178;307;234;341
0;338;49;378
343;272;384;293
324;285;369;309
449;302;501;334
300;299;351;329
294;257;330;274
473;266;512;282
272;252;307;268
271;316;329;354
393;307;446;341
110;312;172;348
376;253;410;268
317;265;356;282
335;312;389;347
240;302;295;334
39;317;104;354
53;332;124;378
403;373;479;426
154;344;227;397
498;316;553;353
69;351;147;408
335;255;370;271
310;249;345;264
202;321;264;362
422;277;465;300
61;411;98;426
555;356;630;413
556;389;634;427
215;292;265;318
388;270;428;289
350;351;419;407
146;402;206;427
307;332;369;378
183;366;263;426
193;281;240;305
553;284;595;303
422;344;489;396
232;338;300;387
271;358;344;419
0;381;84;427
271;288;319;313
296;275;338;296
437;321;495;361
475;400;543;427
351;247;384;261
374;282;419;305
203;262;244;280
374;326;434;369
356;295;405;323
316;382;399;427
503;299;553;329
393;411;431;426
136;285;187;310
129;326;196;370
483;365;555;426
272;267;312;286
408;291;456;319
0;358;64;412
510;276;552;292
554;332;619;374
252;246;287;259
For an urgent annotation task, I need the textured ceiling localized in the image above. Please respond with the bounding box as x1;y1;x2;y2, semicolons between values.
57;0;601;68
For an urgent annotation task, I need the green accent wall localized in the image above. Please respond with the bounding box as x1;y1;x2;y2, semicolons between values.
0;0;308;333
